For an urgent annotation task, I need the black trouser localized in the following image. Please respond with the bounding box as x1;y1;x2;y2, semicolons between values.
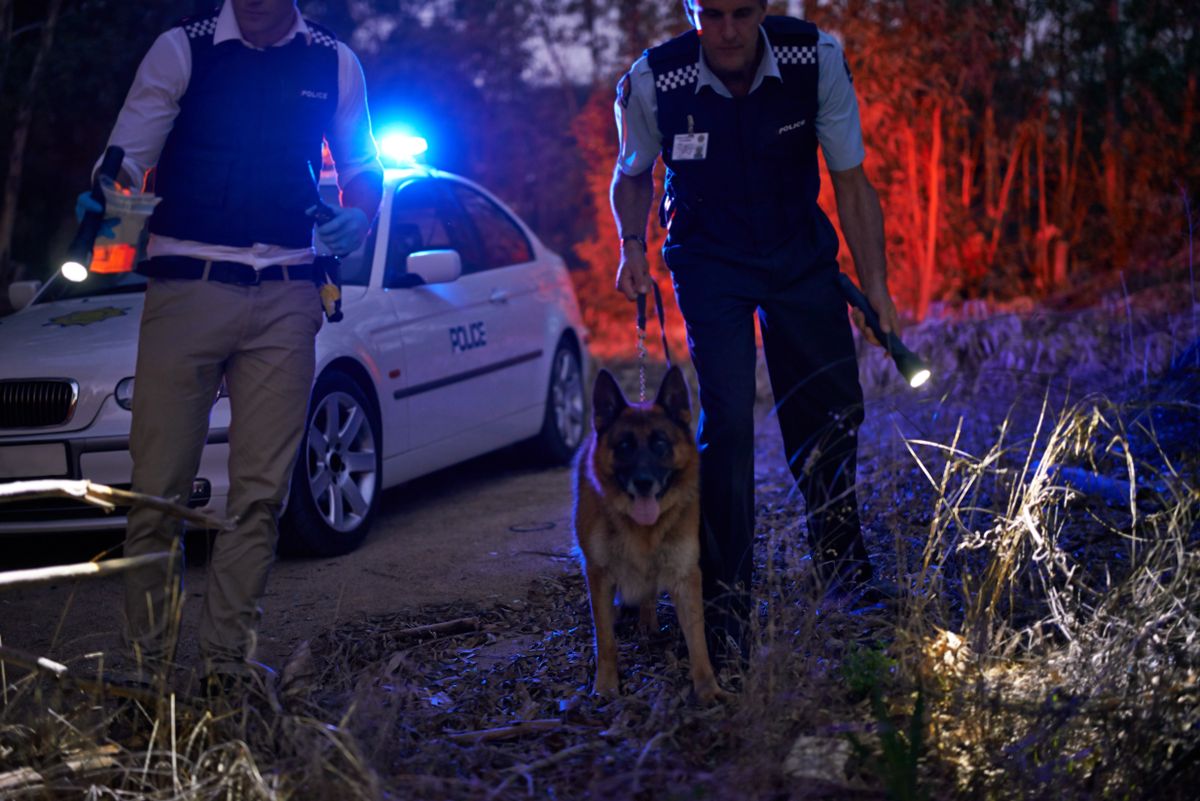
667;244;871;642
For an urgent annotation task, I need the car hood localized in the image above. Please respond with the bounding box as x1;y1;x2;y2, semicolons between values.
0;294;143;434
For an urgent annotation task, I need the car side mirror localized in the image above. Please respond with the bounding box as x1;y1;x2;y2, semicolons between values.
8;280;42;310
406;249;462;285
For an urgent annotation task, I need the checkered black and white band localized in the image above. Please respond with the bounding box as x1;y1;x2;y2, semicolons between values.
183;17;218;39
774;45;817;66
309;27;338;50
655;63;700;93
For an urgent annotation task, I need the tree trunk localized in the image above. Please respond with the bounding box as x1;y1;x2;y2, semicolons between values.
1102;0;1126;268
985;126;1026;271
1036;115;1049;290
918;103;942;321
984;106;997;218
0;0;64;289
579;0;601;84
904;123;926;306
960;121;975;212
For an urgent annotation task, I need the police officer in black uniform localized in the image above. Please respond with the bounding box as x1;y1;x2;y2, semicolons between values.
611;0;900;653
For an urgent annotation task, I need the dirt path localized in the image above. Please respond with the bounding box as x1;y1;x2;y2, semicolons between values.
0;446;578;673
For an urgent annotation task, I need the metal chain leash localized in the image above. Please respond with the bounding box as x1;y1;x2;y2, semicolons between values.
636;292;649;402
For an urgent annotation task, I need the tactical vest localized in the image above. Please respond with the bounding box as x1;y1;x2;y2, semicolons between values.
648;16;834;261
149;12;339;249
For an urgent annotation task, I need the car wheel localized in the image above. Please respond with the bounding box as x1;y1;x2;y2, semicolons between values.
532;340;586;464
280;371;381;557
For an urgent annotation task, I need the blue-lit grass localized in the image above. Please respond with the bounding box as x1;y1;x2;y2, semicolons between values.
1;283;1196;799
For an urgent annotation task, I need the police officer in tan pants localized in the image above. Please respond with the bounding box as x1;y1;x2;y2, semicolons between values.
81;0;382;687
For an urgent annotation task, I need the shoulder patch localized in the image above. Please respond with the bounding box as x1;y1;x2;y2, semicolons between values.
181;13;219;40
305;19;339;50
774;45;817;66
654;63;699;94
617;72;632;108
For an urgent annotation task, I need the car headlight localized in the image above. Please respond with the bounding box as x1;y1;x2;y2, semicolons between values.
115;377;135;410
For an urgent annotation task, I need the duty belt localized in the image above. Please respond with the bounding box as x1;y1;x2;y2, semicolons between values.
138;256;316;286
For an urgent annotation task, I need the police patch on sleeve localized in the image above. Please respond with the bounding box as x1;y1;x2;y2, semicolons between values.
617;71;632;109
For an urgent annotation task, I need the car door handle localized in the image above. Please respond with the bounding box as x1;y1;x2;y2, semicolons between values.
489;289;509;304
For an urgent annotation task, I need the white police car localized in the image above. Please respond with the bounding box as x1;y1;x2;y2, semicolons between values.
0;149;589;556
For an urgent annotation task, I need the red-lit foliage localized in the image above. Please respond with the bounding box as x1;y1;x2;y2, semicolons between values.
568;0;1199;353
570;86;690;361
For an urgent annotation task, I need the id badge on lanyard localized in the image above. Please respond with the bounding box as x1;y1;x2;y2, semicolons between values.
672;114;708;160
672;133;709;160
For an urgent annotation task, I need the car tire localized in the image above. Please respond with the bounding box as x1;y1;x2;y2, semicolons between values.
280;370;381;557
531;340;586;465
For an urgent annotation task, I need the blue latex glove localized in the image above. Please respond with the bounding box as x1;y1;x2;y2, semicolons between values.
310;205;369;256
75;191;119;239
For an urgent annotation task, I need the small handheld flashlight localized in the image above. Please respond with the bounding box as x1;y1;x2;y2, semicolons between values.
61;145;126;283
837;273;932;389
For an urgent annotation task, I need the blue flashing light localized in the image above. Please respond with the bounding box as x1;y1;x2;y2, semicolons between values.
380;132;429;165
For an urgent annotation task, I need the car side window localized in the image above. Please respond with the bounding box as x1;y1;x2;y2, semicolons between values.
449;184;534;272
384;180;459;289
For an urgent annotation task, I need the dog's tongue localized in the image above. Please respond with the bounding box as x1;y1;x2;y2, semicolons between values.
631;496;660;526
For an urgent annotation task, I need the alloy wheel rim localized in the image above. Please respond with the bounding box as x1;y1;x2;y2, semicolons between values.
551;350;585;449
305;390;378;533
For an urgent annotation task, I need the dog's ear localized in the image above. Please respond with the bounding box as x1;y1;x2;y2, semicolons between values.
654;365;692;428
592;369;628;434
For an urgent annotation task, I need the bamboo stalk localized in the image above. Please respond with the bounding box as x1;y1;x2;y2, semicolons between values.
0;552;172;592
0;479;233;530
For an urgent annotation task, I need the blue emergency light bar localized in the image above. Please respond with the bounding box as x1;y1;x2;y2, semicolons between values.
380;132;429;165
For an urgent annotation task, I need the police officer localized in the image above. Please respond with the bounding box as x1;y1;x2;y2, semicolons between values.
80;0;382;686
611;0;900;652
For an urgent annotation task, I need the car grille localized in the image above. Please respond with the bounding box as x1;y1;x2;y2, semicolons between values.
0;491;132;524
0;380;79;428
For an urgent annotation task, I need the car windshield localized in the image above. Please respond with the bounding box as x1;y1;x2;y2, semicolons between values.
34;270;148;304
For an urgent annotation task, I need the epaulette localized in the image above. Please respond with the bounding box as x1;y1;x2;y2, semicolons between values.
645;30;700;95
762;16;818;67
176;10;220;41
304;19;339;51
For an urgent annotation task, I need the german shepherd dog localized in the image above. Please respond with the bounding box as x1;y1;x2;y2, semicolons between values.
573;366;722;703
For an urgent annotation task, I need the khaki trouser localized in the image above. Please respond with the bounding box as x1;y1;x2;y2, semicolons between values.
123;276;323;674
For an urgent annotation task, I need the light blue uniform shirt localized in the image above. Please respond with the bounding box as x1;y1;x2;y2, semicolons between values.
615;26;866;176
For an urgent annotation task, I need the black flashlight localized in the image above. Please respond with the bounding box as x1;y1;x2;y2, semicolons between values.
837;273;931;388
61;145;125;283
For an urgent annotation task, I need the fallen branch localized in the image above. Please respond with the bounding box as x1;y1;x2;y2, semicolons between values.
0;552;171;592
447;718;563;743
490;742;602;797
0;479;233;531
0;644;183;707
0;746;119;794
394;616;481;640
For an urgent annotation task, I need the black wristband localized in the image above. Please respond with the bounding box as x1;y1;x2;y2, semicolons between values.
621;234;647;251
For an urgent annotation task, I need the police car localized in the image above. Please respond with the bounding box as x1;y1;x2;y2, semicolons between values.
0;140;589;556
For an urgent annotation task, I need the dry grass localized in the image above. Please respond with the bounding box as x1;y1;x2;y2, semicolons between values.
1;288;1197;800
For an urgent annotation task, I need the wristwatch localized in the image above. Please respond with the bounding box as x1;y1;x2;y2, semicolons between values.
621;234;647;251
